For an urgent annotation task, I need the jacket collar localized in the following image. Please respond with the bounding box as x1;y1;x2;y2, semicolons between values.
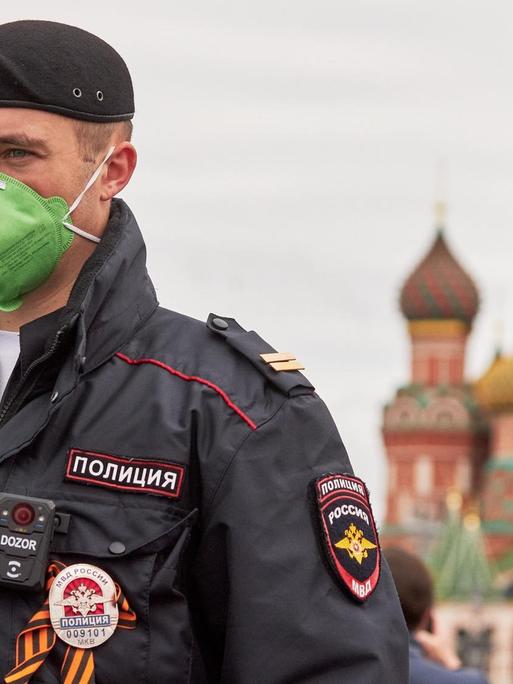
53;198;158;374
14;198;158;401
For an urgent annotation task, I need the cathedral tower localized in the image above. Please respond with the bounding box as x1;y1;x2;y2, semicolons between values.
382;206;488;549
476;352;513;567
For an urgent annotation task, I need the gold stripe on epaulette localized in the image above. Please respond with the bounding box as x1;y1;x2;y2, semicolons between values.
260;352;305;372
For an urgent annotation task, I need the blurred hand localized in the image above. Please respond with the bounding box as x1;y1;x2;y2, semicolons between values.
415;629;462;670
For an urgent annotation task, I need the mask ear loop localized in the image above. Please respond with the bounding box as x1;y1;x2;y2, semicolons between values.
61;222;101;243
62;145;116;244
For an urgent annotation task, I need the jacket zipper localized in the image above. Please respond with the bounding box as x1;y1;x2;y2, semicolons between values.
0;329;65;427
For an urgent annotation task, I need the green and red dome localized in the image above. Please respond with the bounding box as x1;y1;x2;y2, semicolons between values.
400;230;479;324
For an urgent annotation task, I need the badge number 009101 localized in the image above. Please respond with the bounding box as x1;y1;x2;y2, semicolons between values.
313;473;381;602
49;563;119;649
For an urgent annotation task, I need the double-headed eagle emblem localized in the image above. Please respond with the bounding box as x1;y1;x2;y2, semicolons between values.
56;583;107;617
335;522;377;565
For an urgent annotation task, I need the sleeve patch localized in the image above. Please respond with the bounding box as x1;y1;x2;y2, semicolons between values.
312;473;381;602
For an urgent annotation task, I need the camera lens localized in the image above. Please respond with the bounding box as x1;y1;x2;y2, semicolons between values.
12;503;35;526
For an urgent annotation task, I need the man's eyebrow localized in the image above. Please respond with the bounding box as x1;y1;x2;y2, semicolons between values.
0;134;50;150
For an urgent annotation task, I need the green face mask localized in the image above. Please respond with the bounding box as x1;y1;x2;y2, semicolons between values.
0;146;114;313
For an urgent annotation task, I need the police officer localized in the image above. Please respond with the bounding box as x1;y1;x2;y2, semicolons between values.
0;20;408;683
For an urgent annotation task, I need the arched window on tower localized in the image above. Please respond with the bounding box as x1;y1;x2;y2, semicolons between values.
438;358;450;385
457;460;471;493
415;455;433;497
428;357;437;385
450;357;462;384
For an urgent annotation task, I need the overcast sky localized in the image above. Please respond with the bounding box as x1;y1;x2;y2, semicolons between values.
6;1;513;521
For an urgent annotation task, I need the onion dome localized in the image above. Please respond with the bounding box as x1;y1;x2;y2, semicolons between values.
475;351;513;412
400;229;479;324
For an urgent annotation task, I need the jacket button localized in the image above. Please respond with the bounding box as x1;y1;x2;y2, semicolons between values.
212;317;228;330
109;541;126;555
50;391;59;403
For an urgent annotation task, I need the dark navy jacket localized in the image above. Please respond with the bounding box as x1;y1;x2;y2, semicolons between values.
410;638;489;684
0;200;409;683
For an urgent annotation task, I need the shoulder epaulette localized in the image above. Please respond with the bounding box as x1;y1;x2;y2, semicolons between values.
206;313;314;397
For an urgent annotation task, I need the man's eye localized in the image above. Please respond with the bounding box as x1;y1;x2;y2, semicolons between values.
3;149;31;159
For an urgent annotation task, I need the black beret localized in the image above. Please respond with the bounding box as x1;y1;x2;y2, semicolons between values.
0;20;134;122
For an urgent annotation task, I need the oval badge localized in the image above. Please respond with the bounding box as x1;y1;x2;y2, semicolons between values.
49;563;119;648
313;473;381;602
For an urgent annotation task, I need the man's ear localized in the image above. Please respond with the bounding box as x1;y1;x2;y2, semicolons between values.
417;607;433;632
100;142;137;200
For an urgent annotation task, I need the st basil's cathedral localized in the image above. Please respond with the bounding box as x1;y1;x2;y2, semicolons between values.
382;202;513;682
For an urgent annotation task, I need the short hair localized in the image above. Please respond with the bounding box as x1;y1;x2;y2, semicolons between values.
385;547;433;631
73;120;133;164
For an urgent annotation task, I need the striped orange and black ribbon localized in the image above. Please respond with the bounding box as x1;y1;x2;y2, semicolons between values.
5;561;136;684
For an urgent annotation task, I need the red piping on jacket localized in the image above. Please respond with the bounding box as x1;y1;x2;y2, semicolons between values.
115;352;257;431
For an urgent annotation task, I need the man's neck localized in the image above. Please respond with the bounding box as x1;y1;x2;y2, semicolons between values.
0;239;97;332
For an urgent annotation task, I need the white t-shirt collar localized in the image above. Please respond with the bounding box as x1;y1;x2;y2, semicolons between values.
0;330;20;400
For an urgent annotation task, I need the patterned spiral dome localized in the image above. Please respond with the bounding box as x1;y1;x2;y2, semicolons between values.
475;352;513;412
400;230;479;323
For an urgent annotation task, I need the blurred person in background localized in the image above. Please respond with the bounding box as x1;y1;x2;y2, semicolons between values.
386;547;489;684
